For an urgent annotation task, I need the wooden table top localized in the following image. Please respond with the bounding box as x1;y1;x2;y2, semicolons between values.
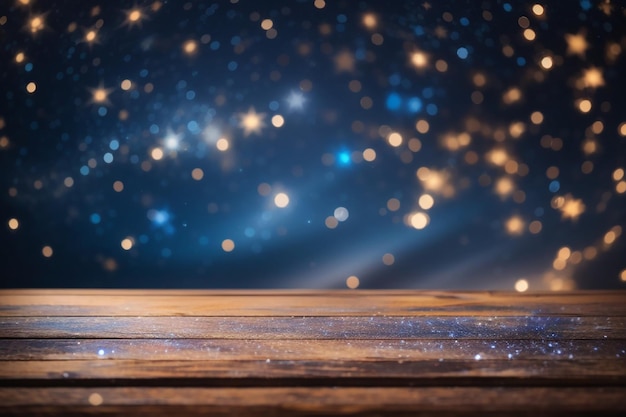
1;289;625;416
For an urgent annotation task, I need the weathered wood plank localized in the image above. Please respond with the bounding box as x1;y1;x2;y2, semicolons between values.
1;290;624;415
1;291;625;317
2;359;625;385
2;338;622;361
1;316;623;339
1;387;625;416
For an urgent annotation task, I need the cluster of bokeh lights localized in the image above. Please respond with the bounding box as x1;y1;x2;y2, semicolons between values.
1;0;625;290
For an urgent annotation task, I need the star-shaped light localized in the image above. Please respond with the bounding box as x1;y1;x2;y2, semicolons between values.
565;32;588;58
286;91;306;110
581;67;605;89
238;107;266;136
123;7;146;29
559;194;586;221
88;85;114;106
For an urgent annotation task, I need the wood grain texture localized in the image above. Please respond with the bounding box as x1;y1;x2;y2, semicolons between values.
1;289;625;416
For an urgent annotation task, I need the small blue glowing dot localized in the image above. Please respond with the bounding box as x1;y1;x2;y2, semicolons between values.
103;152;113;163
549;180;560;193
389;73;401;86
98;349;105;356
503;3;512;12
227;61;238;71
185;90;196;100
407;97;422;113
386;93;402;111
426;103;438;115
517;57;526;66
460;17;469;26
109;139;119;150
25;63;33;72
457;47;469;59
269;101;279;111
90;213;101;224
97;107;107;116
580;0;592;11
244;227;256;238
337;14;347;23
338;151;351;165
149;124;159;134
187;120;200;133
80;165;89;176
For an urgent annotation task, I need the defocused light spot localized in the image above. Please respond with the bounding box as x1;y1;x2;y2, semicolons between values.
415;120;429;133
261;19;273;30
540;56;553;70
121;238;133;250
362;148;376;162
29;15;44;33
577;99;592;113
42;246;53;258
191;168;204;180
418;194;434;210
120;79;132;90
505;215;525;235
619;123;626;137
523;28;536;41
88;393;103;406
346;275;360;289
26;82;36;93
409;212;429;229
387;132;402;147
382;253;395;266
325;216;338;229
334;207;349;221
604;230;617;245
113;181;124;192
216;138;229;151
529;220;542;234
410;51;428;68
387;198;400;211
274;192;289;208
15;52;25;63
257;183;271;196
557;247;571;260
620;269;626;282
271;114;284;128
221;239;235;252
151;148;164;160
530;111;544;124
183;40;198;55
362;13;377;29
532;4;545;15
515;279;529;292
8;218;19;230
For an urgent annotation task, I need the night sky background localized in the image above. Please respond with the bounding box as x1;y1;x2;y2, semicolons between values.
1;0;625;290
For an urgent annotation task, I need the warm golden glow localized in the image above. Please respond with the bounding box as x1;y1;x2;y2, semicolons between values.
274;192;290;208
515;279;529;292
42;246;53;258
238;107;266;136
346;275;360;289
121;238;134;250
8;218;19;230
221;239;235;252
505;215;525;235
